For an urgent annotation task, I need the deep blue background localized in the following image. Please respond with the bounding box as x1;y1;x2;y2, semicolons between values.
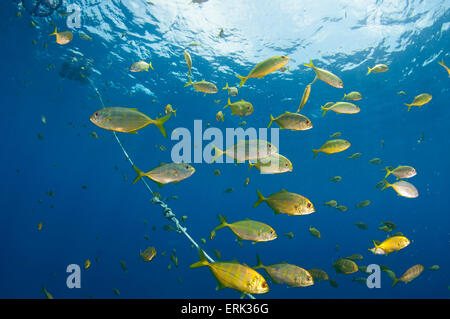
0;1;449;298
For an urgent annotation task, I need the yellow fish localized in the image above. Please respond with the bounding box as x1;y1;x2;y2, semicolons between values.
312;139;351;158
249;153;293;175
304;60;343;88
190;249;269;295
384;165;417;179
223;98;253;117
49;27;72;45
130;60;153;72
368;236;410;255
183;49;192;75
332;258;358;274
392;265;424;287
404;93;432;111
236;56;290;87
185;77;218;93
342;91;362;101
84;259;91;269
297;84;311;112
268;112;312;131
133;163;195;187
367;64;389;75
254;254;314;287
222;83;238;96
215;110;224;122
165;104;177;117
140;246;157;262
210;215;277;243
438;59;450;77
41;285;54;299
381;179;418;198
90;107;171;137
211;140;277;163
38;221;43;231
321;102;360;116
254;189;315;216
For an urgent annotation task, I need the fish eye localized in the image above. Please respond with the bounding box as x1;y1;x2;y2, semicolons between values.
307;203;312;208
185;165;190;169
94;112;98;116
262;282;268;288
285;163;288;167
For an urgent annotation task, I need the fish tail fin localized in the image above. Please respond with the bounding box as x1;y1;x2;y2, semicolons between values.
132;165;146;184
267;114;275;128
438;59;444;67
321;106;329;117
147;62;154;71
248;161;255;171
210;215;228;240
49;27;57;36
223;98;231;109
222;82;229;90
253;253;264;269
404;103;412;111
367;67;372;75
152;113;171;137
381;179;391;191
303;60;314;69
342;94;346;100
253;190;266;208
391;277;400;288
312;149;319;159
211;145;224;163
189;249;210;269
384;167;392;179
236;74;247;88
184;76;193;87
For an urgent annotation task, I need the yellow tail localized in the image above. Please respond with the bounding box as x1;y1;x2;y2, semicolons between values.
184;76;193;87
132;165;146;184
49;27;57;36
312;149;319;159
342;94;347;100
210;215;228;240
391;277;400;288
222;82;229;90
381;179;391;191
267;114;275;128
151;112;172;137
321;106;329;117
253;190;266;208
248;161;255;172
211;145;224;163
223;98;231;109
253;253;264;270
404;103;412;111
236;74;247;88
438;59;444;67
189;248;210;269
146;62;154;71
303;60;315;69
367;67;372;75
384;167;392;179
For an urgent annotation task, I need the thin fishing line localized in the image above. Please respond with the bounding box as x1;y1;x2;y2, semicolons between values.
89;82;255;299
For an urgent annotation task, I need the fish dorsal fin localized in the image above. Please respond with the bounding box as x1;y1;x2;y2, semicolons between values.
130;108;139;111
230;258;240;264
280;189;288;193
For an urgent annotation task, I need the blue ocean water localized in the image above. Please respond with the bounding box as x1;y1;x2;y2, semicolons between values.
1;0;449;299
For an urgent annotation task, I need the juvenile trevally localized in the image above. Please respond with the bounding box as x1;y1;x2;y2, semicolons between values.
215;110;224;122
254;189;315;216
330;176;342;182
347;152;362;159
297;84;312;112
346;254;363;261
254;254;314;287
49;27;72;45
267;112;313;131
304;60;344;88
211;140;277;163
381;179;418;198
312;139;351;158
355;200;371;208
332;258;358;275
324;200;338;207
367;64;389;75
343;91;362;101
183;49;192;75
368;236;410;255
130;60;154;72
90;107;171;137
308;269;329;283
321;102;360;116
190;249;269;295
438;59;450;77
392;265;424;287
248;153;293;175
185;77;218;93
336;205;347;212
210;215;277;243
369;158;382;165
404;93;432;111
309;226;321;238
165;104;177;117
355;222;368;230
236;56;290;87
384;165;417;179
132;163;195;187
140;246;157;262
222;83;238;96
223;98;253;117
